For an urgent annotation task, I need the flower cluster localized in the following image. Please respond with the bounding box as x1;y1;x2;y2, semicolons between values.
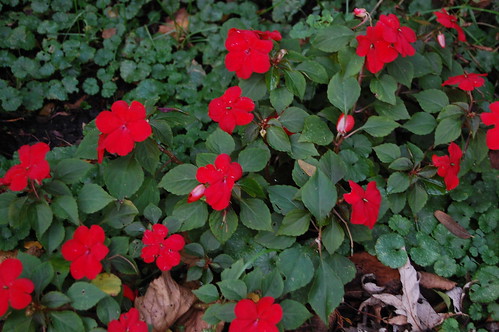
208;86;255;134
481;101;499;150
61;225;109;280
434;8;466;42
188;154;243;211
442;72;487;91
229;297;283;332
356;14;416;74
432;142;462;191
96;100;152;163
343;181;382;229
225;28;280;79
108;308;147;332
0;142;51;191
140;224;185;271
0;258;34;317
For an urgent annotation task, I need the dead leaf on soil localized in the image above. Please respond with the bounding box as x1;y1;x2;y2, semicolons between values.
159;8;189;40
419;271;457;290
297;159;316;176
434;210;472;239
446;287;464;313
175;306;224;332
102;28;117;39
350;252;400;288
135;271;197;332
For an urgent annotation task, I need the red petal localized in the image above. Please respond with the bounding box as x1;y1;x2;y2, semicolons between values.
111;100;131;121
208;98;226;122
355;35;371;57
255;320;279;332
164;234;185;251
127;120;152;142
215;154;231;170
350;201;369;227
343;181;364;205
442;75;464;87
234;96;255;112
223;86;242;101
0;259;23;285
232;109;254;126
96;110;123;134
140;245;159;263
219;116;237;134
107;319;126;332
152;224;168;237
27;160;50;182
61;239;86;262
0;293;8;317
365;181;382;206
485;128;499;150
454;25;466;42
90;242;109;261
444;172;459;190
235;299;258;320
127;101;147;122
72;254;103;280
448;142;462;162
249;51;271;74
3;166;28;191
103;129;135;156
204;181;233;210
196;164;222;184
225;52;244;72
229;318;255;332
8;287;32;309
11;278;34;296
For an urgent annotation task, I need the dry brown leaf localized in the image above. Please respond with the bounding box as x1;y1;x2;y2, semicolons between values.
135;271;196;332
102;28;117;39
174;307;224;332
159;8;189;40
0;250;17;263
434;210;472;239
387;315;408;325
446;287;463;313
39;103;55;117
349;252;400;288
297;159;316;176
399;254;423;331
419;271;457;290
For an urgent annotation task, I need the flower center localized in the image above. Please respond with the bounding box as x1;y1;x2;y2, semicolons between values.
363;198;369;202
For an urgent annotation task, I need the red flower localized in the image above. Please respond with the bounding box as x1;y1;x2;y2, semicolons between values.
140;224;185;271
336;114;355;134
0;258;34;317
343;181;382;229
122;284;138;302
192;154;243;210
254;30;282;41
95;100;152;163
432;142;462;191
356;25;398;74
442;72;487;91
208;86;255;134
225;28;275;79
378;14;417;57
434;8;466;42
0;142;50;191
481;101;499;150
61;225;109;280
229;297;283;332
108;308;147;332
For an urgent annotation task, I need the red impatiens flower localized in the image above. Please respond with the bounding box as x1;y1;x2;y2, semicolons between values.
378;14;417;57
336;114;355;134
95;100;152;163
434;8;466;42
122;284;138;302
343;181;382;229
190;154;243;211
356;24;399;74
254;30;282;41
442;72;487;91
0;258;34;317
61;225;109;280
0;142;51;191
225;28;275;79
432;142;462;191
229;297;283;332
108;308;148;332
140;224;185;271
481;101;499;150
208;86;255;134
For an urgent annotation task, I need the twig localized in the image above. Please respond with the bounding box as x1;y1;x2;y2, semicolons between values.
333;208;354;256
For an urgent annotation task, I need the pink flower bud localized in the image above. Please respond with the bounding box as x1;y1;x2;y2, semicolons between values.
353;8;367;18
188;184;206;203
437;32;446;48
337;114;355;134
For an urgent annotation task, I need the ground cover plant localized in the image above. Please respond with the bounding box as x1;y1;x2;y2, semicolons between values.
0;0;498;331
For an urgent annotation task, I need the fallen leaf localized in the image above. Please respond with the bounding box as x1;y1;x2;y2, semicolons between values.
387;315;408;325
349;252;400;289
159;8;189;40
297;159;316;176
64;95;87;110
445;287;463;313
135;271;197;332
39;103;55;117
175;306;224;332
361;274;386;294
91;273;122;296
0;250;17;263
419;271;457;290
399;256;424;331
434;210;472;239
102;28;117;39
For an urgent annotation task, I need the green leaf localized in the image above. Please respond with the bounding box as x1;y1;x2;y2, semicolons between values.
158;164;198;195
410;233;440;267
370;75;397;105
308;260;344;324
238;147;270;172
174;200;208;231
103;155;144;199
280;299;313;329
284;70;306;99
290;134;319;159
193;284;219;303
206;128;235;155
240;198;272;231
268;185;303;215
150;119;173;146
261;269;284;298
2;310;35;332
327;74;360;113
415;89;449;113
277;246;314;293
41;291;71;308
78;184;114;214
239;74;267;101
31;261;54;295
83;78;99;95
374;98;410;121
322;221;344;254
266;126;291;152
209;209;238;244
51;195;79;225
296;61;328;84
389;157;413;171
67;282;107;310
217;279;247;300
49;311;84;332
470;266;499;303
387;172;410;194
434;117;462;146
270;87;294;111
53;159;93;184
278;209;310;236
279;107;309;132
102;200;138;229
318;150;347;184
403;112;437;135
408;183;428;214
134;138;160;174
29;201;53;237
299;115;334;146
362;116;400;137
338;47;364;77
387;56;414;87
96;297;120;325
41;221;65;253
312;25;354;52
301;170;337;223
375;233;408;268
373;143;400;163
327;254;356;284
91;273;122;296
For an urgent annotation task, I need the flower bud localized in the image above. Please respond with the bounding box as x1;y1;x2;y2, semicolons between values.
353;8;367;18
437;32;446;48
336;114;355;134
188;184;206;203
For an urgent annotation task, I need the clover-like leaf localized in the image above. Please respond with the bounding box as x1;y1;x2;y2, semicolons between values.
375;233;407;268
